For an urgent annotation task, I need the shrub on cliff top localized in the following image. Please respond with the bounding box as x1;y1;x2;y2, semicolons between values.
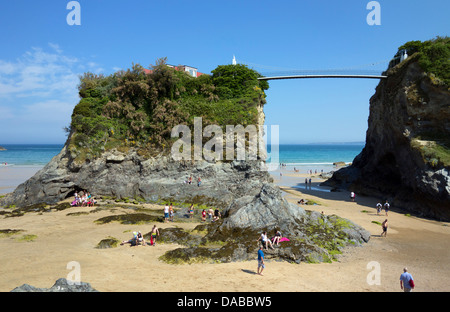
69;59;268;161
397;36;449;86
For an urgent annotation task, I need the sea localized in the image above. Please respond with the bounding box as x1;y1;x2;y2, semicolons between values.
0;144;64;167
0;143;365;194
266;143;364;173
0;143;364;169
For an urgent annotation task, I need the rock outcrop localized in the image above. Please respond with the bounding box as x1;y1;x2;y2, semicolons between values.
324;53;450;221
0;144;272;209
11;278;98;292
156;184;370;264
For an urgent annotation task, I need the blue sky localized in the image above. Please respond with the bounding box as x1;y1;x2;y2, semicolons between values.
0;0;448;144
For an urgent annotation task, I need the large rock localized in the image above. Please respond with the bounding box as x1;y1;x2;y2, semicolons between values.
158;182;370;264
0;145;272;209
324;54;450;221
11;278;98;292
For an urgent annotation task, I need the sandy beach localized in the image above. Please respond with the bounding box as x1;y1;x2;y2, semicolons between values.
0;166;449;293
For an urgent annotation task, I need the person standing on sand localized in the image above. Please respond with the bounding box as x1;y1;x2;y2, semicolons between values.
151;225;159;246
384;201;390;216
400;267;414;292
257;246;265;276
376;202;382;215
381;219;388;237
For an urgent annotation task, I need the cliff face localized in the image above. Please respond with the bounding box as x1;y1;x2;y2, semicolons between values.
326;54;450;220
1;145;272;209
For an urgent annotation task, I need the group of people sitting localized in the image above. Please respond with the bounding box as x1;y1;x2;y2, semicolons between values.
70;190;96;207
257;230;289;250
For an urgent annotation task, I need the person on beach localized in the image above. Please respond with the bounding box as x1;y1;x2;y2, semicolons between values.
257;231;274;250
400;267;414;292
208;208;214;221
272;230;282;246
350;192;355;202
151;225;159;246
201;209;206;222
376;202;382;215
381;219;388;237
121;231;145;246
189;204;194;219
257;246;265;276
164;204;170;222
213;208;221;221
136;231;146;246
169;203;174;222
384;201;390;216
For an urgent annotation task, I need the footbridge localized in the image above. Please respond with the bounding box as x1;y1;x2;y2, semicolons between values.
257;69;387;81
236;58;390;81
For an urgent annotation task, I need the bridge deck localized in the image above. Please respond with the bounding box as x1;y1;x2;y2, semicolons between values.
258;74;387;81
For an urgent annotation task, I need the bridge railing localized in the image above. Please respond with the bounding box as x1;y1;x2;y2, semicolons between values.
259;69;386;77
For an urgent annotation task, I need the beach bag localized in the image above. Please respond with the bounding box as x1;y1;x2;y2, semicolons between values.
409;279;415;288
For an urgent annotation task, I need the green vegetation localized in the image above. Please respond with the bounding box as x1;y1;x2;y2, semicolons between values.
396;36;449;86
94;213;162;225
68;59;269;163
394;37;450;168
96;236;121;249
411;137;450;168
17;234;38;242
0;229;23;238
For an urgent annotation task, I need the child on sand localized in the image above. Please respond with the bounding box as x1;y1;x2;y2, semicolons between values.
151;225;159;246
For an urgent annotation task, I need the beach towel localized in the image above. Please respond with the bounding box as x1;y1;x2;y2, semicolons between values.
279;237;290;242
